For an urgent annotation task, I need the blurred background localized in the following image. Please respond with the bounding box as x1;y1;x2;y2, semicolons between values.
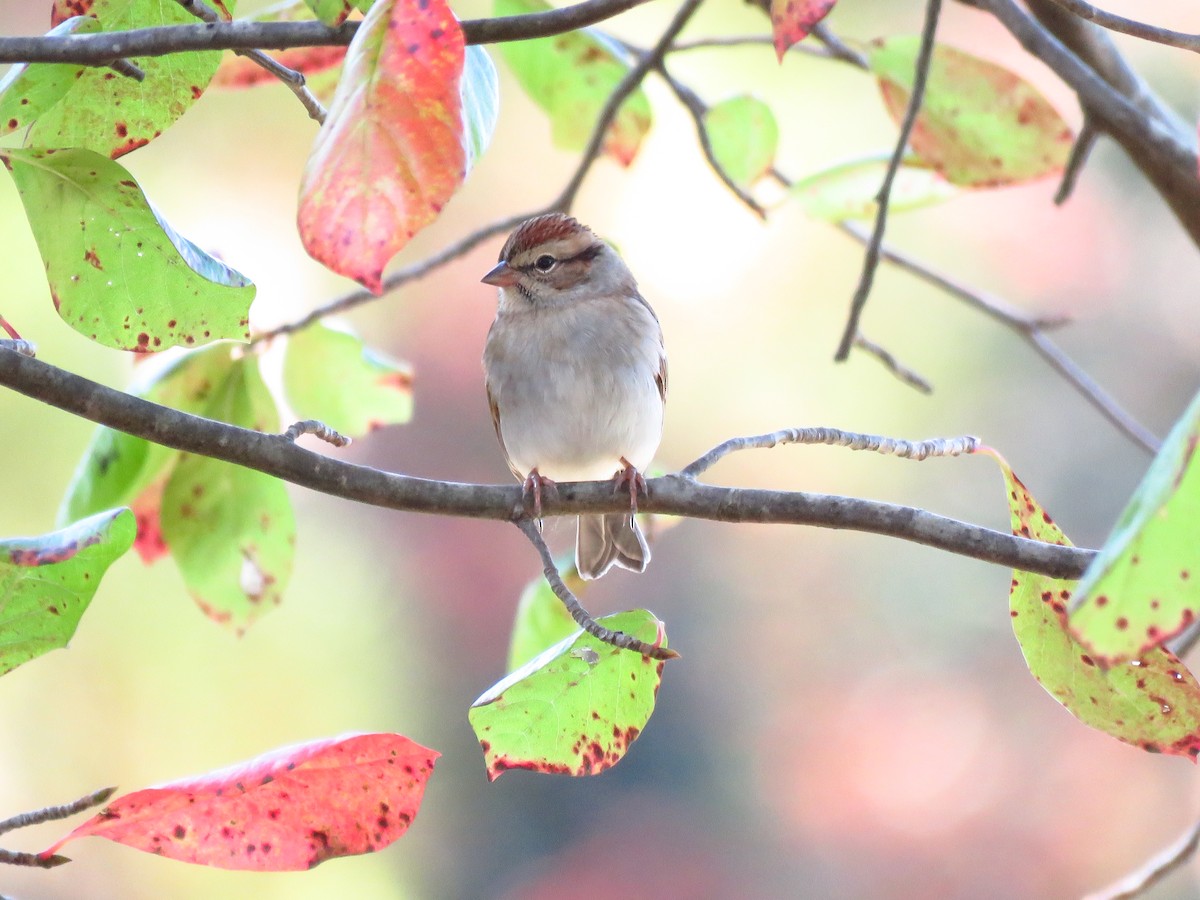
1;0;1200;897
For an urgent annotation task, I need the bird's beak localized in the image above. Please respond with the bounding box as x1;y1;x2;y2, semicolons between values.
481;261;519;288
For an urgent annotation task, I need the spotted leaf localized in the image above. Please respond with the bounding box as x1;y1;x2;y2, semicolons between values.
1;148;254;352
470;609;667;780
0;509;135;677
41;733;438;870
298;0;485;292
1071;389;1200;663
159;349;295;631
39;0;235;158
0;17;102;137
494;0;650;165
867;37;1073;187
984;448;1200;759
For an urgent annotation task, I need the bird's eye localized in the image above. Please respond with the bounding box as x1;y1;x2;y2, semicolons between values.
534;254;556;272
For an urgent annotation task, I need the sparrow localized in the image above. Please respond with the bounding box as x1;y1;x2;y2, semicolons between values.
482;213;667;579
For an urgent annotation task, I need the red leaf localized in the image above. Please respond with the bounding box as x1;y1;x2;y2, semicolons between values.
214;46;346;89
770;0;837;60
41;733;439;870
297;0;466;292
130;476;169;564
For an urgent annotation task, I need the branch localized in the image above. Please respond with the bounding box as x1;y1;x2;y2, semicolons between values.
833;0;943;361
837;220;1161;454
1040;0;1200;54
0;0;654;65
516;519;679;660
1084;815;1200;900
0;347;1095;580
0;786;115;869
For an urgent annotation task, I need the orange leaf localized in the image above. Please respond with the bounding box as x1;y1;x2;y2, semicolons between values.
41;734;439;870
297;0;466;292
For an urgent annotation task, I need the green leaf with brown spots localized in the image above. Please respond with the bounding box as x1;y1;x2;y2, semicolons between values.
493;0;650;165
791;154;957;221
160;351;295;631
35;0;236;158
506;557;582;672
0;17;102;137
984;448;1200;759
1070;389;1200;663
283;323;413;438
705;95;778;187
866;37;1073;186
1;148;254;352
470;609;667;780
0;508;135;677
59;345;240;565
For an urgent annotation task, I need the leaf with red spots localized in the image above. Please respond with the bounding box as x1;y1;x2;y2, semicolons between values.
470;609;667;780
0;509;135;678
1;148;254;352
283;323;413;438
37;0;236;158
769;0;836;60
506;556;583;672
0;16;102;137
791;153;958;221
160;349;295;631
866;38;1073;187
213;0;347;91
984;448;1200;759
305;0;371;26
1071;389;1200;663
60;345;243;551
298;0;498;292
705;95;778;187
494;0;651;166
41;733;438;870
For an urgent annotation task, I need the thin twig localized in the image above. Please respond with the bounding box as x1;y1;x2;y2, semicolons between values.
1054;116;1098;204
175;0;326;123
833;0;943;361
107;59;145;80
0;787;115;837
654;64;766;217
1083;815;1200;900
551;0;706;212
809;21;870;68
669;34;836;61
681;427;979;479
516;518;679;660
0;849;70;869
283;419;351;447
0;346;1096;579
1042;0;1200;54
853;333;934;393
836;220;1161;455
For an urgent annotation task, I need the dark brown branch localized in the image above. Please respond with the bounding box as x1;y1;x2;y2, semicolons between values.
1084;815;1200;900
516;519;679;659
853;333;934;394
833;0;943;361
0;347;1094;580
0;0;653;65
1041;0;1200;54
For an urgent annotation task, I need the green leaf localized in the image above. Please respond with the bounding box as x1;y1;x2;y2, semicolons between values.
297;0;469;291
493;0;651;165
986;449;1200;759
1;148;254;352
0;509;135;677
1071;389;1200;662
461;46;500;169
866;37;1073;187
705;95;778;187
283;323;413;437
0;17;102;137
470;610;667;780
304;0;357;25
37;0;236;158
791;154;957;221
160;352;295;631
506;558;581;672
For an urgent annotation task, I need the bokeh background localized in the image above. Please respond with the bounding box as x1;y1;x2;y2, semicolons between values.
2;0;1200;897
